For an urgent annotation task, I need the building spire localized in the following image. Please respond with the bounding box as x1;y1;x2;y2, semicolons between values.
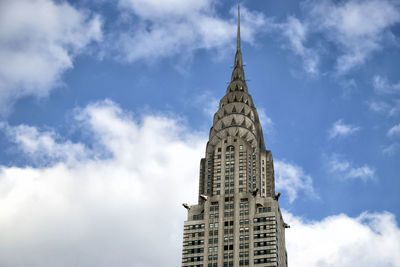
229;5;246;87
237;5;241;51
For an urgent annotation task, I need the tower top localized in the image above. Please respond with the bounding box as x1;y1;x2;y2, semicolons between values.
237;5;241;51
230;5;245;86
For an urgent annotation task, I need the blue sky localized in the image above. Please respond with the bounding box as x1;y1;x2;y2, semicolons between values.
0;0;400;266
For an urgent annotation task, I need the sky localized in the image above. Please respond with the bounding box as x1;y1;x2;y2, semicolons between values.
0;0;400;266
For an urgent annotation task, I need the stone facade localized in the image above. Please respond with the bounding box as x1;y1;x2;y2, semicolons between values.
181;7;288;267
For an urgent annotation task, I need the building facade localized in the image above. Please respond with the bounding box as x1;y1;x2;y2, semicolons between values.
181;8;288;267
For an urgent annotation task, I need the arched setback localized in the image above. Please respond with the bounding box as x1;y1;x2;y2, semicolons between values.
220;91;255;109
213;103;256;126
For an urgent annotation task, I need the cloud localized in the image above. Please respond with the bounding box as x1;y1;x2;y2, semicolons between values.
270;0;400;75
387;124;400;137
1;124;90;165
1;100;397;267
307;0;400;73
328;154;375;181
193;91;219;118
278;16;319;75
328;119;360;139
0;0;102;115
382;143;400;156
274;160;316;203
367;99;400;117
285;211;400;267
373;75;400;95
112;2;267;62
257;108;274;135
0;100;205;267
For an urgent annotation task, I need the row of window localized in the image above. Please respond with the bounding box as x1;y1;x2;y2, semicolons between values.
239;235;250;241
210;206;219;212
224;211;234;217
224;203;234;209
239;219;249;225
224;253;234;259
223;229;234;235
185;240;204;246
239;260;249;266
239;227;249;233
254;257;275;264
184;248;204;254
209;230;218;236
208;254;218;261
224;236;234;242
184;255;275;265
186;224;205;230
185;232;205;238
239;243;249;249
254;233;275;239
254;241;275;247
254;216;275;223
254;225;275;231
193;214;204;220
239;251;249;258
203;235;275;245
224;245;234;250
208;247;218;252
258;207;271;213
254;249;276;256
209;238;218;244
209;213;219;219
182;256;204;263
209;223;219;228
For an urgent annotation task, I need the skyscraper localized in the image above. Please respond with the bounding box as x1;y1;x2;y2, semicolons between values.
181;7;288;267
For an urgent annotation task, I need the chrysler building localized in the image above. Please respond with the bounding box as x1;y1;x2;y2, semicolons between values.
181;7;288;267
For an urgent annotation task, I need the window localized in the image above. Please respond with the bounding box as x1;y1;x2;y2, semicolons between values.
226;146;235;152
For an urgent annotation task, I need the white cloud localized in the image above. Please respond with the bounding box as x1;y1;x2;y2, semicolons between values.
285;211;400;267
274;160;316;203
279;16;319;75
382;143;400;156
0;0;102;115
1;124;90;165
258;108;274;135
307;0;400;73
113;2;266;62
193;91;219;118
272;0;400;75
367;99;400;116
367;100;391;114
328;119;360;139
328;154;375;181
1;100;398;267
373;75;400;95
0;100;205;267
387;123;400;137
